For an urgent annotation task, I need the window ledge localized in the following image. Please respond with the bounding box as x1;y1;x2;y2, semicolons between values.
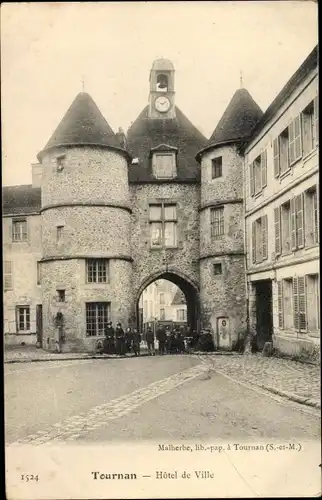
302;149;316;163
149;246;179;251
254;191;264;200
84;283;110;286
289;156;302;169
305;243;319;250
279;168;292;181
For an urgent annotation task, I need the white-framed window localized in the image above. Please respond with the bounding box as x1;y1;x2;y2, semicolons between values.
301;101;316;156
86;259;109;283
160;308;165;320
153;153;176;179
278;278;293;330
288;116;302;165
305;186;319;246
86;302;110;336
16;306;30;332
56;225;64;243
176;309;186;321
210;207;224;239
149;203;177;248
12;219;27;242
249;150;267;197
280;201;291;254
160;293;165;305
212;156;222;179
306;274;319;331
4;261;13;291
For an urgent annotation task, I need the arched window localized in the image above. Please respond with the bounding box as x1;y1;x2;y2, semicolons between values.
156;74;168;92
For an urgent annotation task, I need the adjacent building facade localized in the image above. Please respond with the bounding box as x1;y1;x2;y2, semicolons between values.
3;47;319;358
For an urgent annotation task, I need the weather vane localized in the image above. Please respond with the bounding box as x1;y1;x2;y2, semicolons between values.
240;70;243;89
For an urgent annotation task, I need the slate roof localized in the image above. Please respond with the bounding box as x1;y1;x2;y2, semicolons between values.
37;92;129;161
127;106;207;182
3;185;41;215
196;88;263;160
171;288;186;306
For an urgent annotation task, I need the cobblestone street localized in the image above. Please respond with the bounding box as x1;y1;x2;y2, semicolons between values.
204;354;320;408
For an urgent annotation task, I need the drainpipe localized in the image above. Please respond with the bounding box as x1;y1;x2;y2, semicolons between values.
242;146;251;351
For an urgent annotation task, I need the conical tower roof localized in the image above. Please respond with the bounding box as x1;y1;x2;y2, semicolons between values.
38;92;129;161
196;88;263;160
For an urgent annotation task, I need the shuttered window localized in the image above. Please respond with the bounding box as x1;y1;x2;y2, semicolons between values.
249;163;255;196
288;116;302;165
261;150;267;188
277;281;283;328
252;221;256;264
274;207;281;256
313;95;319;146
261;214;268;260
290;197;296;250
295;193;304;248
292;276;307;332
4;261;13;291
153;154;176;179
273;138;280;178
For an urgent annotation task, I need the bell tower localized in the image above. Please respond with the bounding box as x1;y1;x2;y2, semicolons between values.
148;58;176;119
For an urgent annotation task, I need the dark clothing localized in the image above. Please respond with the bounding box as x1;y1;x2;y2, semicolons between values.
115;327;125;355
176;333;185;353
146;329;155;355
104;326;115;354
125;330;133;353
132;331;141;356
157;328;167;355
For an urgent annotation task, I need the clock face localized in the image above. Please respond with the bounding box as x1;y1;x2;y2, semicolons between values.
155;96;171;113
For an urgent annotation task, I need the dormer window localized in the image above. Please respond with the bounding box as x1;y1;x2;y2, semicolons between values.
153;153;176;179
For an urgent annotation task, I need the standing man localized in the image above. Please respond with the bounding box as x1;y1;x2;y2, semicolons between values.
146;326;155;356
115;323;125;355
104;321;115;354
132;328;141;357
156;324;167;355
125;327;133;354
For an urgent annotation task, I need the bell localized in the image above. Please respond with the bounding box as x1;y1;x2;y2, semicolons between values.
157;74;168;89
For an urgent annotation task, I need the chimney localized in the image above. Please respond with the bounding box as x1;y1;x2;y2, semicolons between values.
32;162;42;188
115;127;127;149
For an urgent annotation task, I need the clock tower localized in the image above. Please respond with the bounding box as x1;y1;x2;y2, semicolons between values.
148;58;176;119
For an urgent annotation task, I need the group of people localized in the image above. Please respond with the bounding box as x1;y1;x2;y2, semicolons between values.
103;322;141;356
101;322;215;357
145;325;200;356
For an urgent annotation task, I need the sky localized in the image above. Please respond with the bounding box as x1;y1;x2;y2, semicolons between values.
1;1;318;186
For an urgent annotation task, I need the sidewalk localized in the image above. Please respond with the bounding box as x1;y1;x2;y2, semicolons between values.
204;353;321;410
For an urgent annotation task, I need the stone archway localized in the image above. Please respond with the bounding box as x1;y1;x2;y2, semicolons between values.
136;269;200;332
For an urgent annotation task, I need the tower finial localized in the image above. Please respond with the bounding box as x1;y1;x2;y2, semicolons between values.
240;70;243;89
81;75;85;92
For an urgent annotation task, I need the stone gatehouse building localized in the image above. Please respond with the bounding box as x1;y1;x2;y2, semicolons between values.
3;46;319;357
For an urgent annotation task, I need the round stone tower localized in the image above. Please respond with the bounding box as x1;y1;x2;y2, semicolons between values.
37;92;132;352
196;88;263;350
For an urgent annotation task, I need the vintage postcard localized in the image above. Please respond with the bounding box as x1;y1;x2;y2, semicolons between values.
2;1;320;498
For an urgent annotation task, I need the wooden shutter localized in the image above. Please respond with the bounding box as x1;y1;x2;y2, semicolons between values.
277;281;283;328
295;193;304;248
314;96;319;146
288;120;295;165
249;162;255;196
262;214;268;260
274;207;281;256
294;116;302;160
298;276;307;331
292;277;299;331
261;150;267;188
315;183;319;244
273;138;280;177
4;261;13;291
252;221;256;264
290;197;297;250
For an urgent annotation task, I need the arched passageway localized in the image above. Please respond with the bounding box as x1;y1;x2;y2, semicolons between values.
136;271;200;333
